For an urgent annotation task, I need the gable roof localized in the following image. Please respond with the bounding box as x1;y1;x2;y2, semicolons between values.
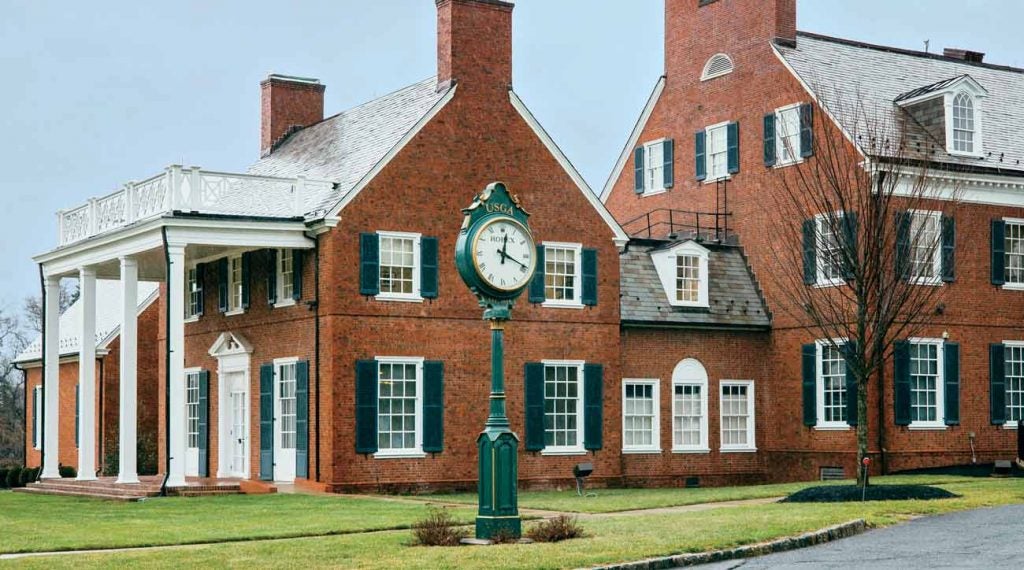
776;32;1024;175
15;280;160;364
620;240;771;330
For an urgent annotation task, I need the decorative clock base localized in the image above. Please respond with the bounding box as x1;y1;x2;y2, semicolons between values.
475;429;521;540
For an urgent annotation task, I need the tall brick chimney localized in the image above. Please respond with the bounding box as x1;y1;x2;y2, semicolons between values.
436;0;514;92
260;74;326;157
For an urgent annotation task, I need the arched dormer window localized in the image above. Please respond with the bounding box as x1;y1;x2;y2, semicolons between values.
951;92;975;154
671;359;709;452
701;54;734;81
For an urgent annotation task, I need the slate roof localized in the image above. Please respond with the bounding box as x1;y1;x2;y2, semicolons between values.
620;240;771;330
777;32;1024;175
15;280;160;364
248;77;452;218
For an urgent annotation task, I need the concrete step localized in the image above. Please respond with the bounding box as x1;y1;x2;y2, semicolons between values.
13;486;143;502
26;481;160;498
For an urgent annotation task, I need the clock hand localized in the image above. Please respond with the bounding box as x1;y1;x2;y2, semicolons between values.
500;235;509;264
496;250;528;269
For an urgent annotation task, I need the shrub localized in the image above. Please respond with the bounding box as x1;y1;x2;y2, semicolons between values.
782;484;958;503
0;468;8;489
138;432;159;476
6;468;22;488
58;465;77;478
20;467;39;487
488;528;520;545
411;507;467;547
526;515;586;543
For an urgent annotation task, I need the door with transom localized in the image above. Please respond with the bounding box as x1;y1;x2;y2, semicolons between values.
226;371;248;478
274;361;297;482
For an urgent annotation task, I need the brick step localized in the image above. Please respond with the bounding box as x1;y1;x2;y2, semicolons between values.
13;486;144;502
26;481;161;498
170;489;242;497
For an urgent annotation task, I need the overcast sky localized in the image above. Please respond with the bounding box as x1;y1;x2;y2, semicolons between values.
1;0;1021;309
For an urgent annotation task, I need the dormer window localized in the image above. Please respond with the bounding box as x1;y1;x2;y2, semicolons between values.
894;75;987;159
651;241;710;308
951;93;975;154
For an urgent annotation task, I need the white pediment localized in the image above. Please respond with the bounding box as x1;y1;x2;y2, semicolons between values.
208;332;253;357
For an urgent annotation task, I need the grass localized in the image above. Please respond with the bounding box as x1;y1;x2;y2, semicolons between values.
416;474;979;513
3;477;1022;569
0;492;473;554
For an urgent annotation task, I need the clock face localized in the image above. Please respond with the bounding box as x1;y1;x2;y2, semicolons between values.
470;217;536;293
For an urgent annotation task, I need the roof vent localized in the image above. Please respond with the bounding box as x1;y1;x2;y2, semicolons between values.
943;48;985;63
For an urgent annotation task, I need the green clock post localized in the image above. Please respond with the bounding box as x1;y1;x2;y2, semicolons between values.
455;182;537;540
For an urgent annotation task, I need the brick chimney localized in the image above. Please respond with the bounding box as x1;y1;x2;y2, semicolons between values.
943;48;985;63
260;74;326;157
436;0;514;92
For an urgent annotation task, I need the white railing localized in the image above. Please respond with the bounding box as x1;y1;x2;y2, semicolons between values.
57;165;334;246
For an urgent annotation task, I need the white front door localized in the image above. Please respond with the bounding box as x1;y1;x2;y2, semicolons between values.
227;371;248;478
274;362;296;482
185;372;200;477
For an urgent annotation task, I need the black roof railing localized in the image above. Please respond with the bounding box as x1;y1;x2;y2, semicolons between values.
621;208;733;242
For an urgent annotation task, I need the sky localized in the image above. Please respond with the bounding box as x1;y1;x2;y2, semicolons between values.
1;0;1021;309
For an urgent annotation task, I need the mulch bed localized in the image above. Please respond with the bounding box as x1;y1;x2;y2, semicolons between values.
781;484;958;503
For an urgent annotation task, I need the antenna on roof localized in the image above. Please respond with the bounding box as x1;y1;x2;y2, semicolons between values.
924;39;930;53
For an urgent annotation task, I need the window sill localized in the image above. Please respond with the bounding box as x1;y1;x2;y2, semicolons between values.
703;174;732;185
907;424;948;431
622;448;662;455
813;424;852;431
910;278;944;287
672;448;711;455
542;301;585;310
813;279;846;289
224;308;246;317
184;316;200;324
1004;423;1021;430
668;301;710;309
273;299;297;309
773;158;804;169
640;188;667;198
374;294;424;304
720;447;757;453
373;451;427;460
540;449;587;457
1002;283;1024;291
947;149;984;159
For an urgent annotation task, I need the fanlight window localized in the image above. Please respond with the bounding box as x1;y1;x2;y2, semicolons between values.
701;54;735;81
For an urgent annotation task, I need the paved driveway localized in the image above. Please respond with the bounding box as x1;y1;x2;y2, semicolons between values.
696;504;1024;570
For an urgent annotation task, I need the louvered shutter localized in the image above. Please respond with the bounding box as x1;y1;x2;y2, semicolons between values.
842;213;859;280
292;249;303;301
763;113;777;167
991;344;1007;425
355;360;379;454
992;220;1006;285
634;147;645;194
267;249;278;305
195;263;205;316
259;364;274;481
359;234;380;296
75;384;80;448
422;361;444;453
801;344;817;426
844;342;859;426
695;131;707;181
896;212;912;281
583;364;604;451
295;361;309;478
727;122;740;174
524;363;546;451
894;341;911;426
421;237;439;299
581;248;598;306
941;217;956;283
799;103;814;157
198;371;209;477
217;258;229;313
529;246;546;303
803;219;817;285
662;139;675;189
944;342;960;425
241;252;252;309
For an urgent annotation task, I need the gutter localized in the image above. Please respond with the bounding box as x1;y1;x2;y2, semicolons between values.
620;321;772;333
159;227;172;496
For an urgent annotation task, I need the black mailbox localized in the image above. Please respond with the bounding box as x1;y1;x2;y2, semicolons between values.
573;463;594;478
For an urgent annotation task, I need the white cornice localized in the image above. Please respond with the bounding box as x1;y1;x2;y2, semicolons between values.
600;76;666;203
868;160;1024;206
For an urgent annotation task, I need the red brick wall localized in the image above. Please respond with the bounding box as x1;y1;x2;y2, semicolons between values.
23;361;98;471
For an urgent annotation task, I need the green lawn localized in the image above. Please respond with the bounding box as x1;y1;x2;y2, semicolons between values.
0;492;473;554
417;474;979;513
5;478;1022;569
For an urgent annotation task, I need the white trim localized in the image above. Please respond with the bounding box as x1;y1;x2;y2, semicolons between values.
621;379;661;454
1001;341;1024;427
945;91;985;158
907;210;944;287
651;241;710;309
907;338;946;430
719;380;756;453
601;76;666;204
273;248;297;308
701;53;735;82
510;90;630;248
213;343;251;479
372;356;425;459
374;231;423;303
639;138;669;196
539;359;586;455
540;241;584;308
814;338;852;430
773;102;805;168
813;212;848;288
671;359;710;453
876;164;1024;207
704;121;732;183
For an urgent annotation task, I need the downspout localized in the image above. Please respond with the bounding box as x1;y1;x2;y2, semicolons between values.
160;227;172;496
97;358;104;476
36;263;45;481
313;235;322;482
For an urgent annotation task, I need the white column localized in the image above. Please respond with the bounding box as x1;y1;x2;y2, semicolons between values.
41;276;61;479
166;245;187;487
117;257;140;484
76;268;98;481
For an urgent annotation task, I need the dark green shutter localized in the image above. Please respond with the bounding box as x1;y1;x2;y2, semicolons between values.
634;147;645;194
198;371;209;477
941;216;956;283
695;131;707;181
217;258;229;313
763;113;777;167
195;263;205;316
896;212;912;281
295;361;309;478
355;360;379;454
241;252;252;309
529;246;546;303
662;139;674;188
267;249;278;305
524;363;545;451
359;233;380;296
292;249;303;301
802;219;817;285
583;364;603;451
259;364;274;481
844;342;859;426
727;122;740;174
991;344;1007;425
801;344;817;426
799;103;814;157
423;361;444;453
581;248;598;307
992;220;1006;285
75;383;80;448
894;341;911;426
944;342;960;425
842;212;859;280
421;237;439;299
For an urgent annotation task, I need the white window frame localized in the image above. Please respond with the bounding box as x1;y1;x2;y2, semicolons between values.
274;357;299;451
542;242;584;309
1003;341;1024;428
672;359;710;453
185;265;202;322
814;212;847;288
1002;218;1024;290
641;139;668;196
540;359;586;456
373;356;425;459
185;368;202;450
225;254;245;316
621;379;661;454
700;53;734;82
651;241;710;308
274;248;296;308
815;339;851;430
33;386;42;450
907;338;946;430
704;121;731;183
945;91;984;158
375;231;422;303
908;210;944;287
774;103;804;168
719;380;756;452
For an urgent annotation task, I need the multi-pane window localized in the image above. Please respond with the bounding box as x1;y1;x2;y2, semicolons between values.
819;343;848;425
229;255;243;311
676;255;700;303
377;361;419;452
776;105;802;165
644;141;665;193
952;93;975;154
278;363;297;449
673;384;704;449
622;381;658;451
544;244;581;305
186;267;202;319
544;363;582;450
909;341;942;425
379;235;416;297
909;211;941;283
186;372;200;449
706;124;729;180
720;381;755;450
1006;345;1024;423
1005;222;1024;285
279;249;294;301
816;215;845;284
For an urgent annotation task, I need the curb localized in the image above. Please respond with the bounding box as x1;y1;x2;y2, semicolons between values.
590;519;867;570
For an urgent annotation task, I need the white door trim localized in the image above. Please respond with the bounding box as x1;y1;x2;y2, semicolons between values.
210;332;253;479
273;357;299;483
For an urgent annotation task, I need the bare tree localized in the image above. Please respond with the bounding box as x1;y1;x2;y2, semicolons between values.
767;87;961;485
0;305;29;466
23;280;79;334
